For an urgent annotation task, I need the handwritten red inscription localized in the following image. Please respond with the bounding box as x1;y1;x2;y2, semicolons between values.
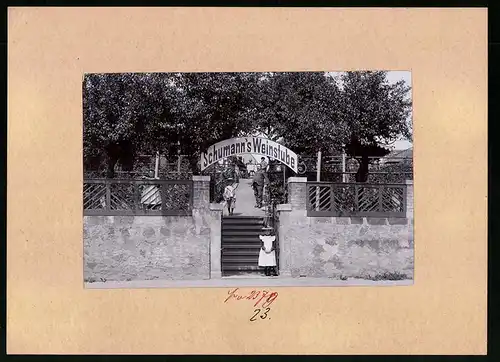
224;288;279;308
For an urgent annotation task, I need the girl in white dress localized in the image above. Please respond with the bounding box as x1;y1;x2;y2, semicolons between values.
258;227;278;276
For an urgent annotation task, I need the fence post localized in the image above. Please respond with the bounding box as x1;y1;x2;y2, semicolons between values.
154;151;160;178
160;182;167;212
133;182;140;211
177;141;181;173
329;184;335;213
378;184;383;213
405;180;414;218
105;180;111;210
315;151;321;210
315;186;320;211
342;149;346;183
354;184;359;213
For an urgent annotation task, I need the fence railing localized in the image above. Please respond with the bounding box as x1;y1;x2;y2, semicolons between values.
317;171;413;184
299;156;413;177
306;182;407;217
83;179;193;216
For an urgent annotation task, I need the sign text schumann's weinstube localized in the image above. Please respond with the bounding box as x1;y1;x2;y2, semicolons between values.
200;137;298;173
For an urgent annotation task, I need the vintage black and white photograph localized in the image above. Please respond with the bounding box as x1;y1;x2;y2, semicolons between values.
83;71;414;288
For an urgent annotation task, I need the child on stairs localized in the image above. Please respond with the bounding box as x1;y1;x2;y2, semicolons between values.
258;227;278;276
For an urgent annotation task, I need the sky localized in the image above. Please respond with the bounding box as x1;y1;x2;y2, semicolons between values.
327;70;411;86
384;71;412;86
329;71;413;151
385;71;412;150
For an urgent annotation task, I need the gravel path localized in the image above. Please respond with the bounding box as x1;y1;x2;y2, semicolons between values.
85;277;413;289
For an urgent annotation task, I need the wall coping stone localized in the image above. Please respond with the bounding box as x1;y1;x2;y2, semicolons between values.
287;177;308;184
277;204;292;211
209;203;224;211
193;175;211;181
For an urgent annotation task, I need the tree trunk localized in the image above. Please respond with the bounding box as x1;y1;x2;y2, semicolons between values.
83;153;103;176
105;155;118;179
187;153;200;175
119;140;136;172
355;154;370;183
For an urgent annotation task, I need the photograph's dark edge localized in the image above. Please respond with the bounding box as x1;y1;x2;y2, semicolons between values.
2;1;7;358
489;5;497;360
0;0;493;6
3;1;493;359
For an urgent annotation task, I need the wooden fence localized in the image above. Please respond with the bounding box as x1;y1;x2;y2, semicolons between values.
83;179;193;216
306;182;407;217
299;155;413;183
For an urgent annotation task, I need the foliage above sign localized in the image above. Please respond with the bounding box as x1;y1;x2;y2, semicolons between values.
201;137;298;173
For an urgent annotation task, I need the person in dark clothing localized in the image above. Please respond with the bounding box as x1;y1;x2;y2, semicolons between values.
252;164;270;208
260;157;268;171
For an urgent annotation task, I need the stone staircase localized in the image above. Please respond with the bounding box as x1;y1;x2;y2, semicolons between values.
221;216;265;276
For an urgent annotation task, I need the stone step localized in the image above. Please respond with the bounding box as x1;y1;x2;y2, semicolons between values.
222;257;260;263
222;239;261;249
222;224;265;231
222;218;265;225
222;230;265;237
222;268;264;276
222;250;262;256
223;215;264;220
221;263;262;269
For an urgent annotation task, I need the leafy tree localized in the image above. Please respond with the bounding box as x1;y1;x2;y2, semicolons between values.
83;71;412;183
83;73;179;177
248;72;344;155
246;71;412;182
171;72;257;173
338;71;412;182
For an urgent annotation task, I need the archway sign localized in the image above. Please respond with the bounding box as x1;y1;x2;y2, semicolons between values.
200;137;298;174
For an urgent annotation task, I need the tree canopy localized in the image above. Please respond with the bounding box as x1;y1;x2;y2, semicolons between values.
339;71;412;181
83;71;412;179
247;72;344;154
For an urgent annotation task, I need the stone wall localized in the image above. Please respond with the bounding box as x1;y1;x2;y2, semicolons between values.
277;178;414;280
84;176;223;282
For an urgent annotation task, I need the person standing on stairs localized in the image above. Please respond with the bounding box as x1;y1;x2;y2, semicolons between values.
260;157;269;172
258;227;278;276
252;164;270;208
222;162;240;215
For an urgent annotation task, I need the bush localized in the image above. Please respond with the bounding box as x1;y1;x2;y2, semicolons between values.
268;170;287;206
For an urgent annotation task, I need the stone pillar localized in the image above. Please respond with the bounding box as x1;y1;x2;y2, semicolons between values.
192;176;222;279
209;203;223;279
192;175;210;210
277;204;292;277
287;177;308;210
405;180;414;219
